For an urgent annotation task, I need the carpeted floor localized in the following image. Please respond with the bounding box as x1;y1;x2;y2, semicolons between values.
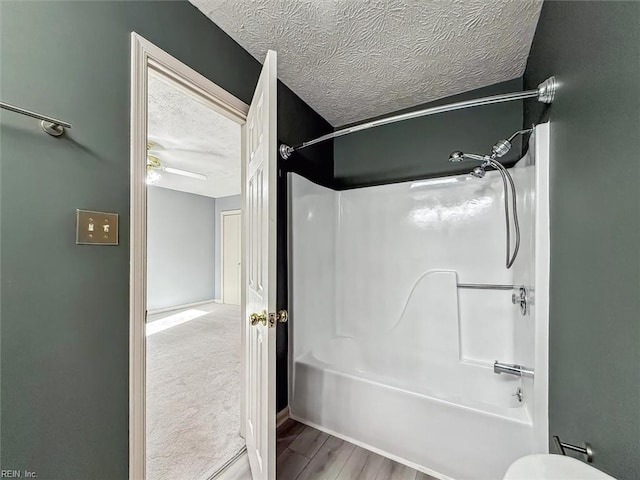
146;302;245;480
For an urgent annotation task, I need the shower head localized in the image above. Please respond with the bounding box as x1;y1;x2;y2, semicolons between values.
470;166;486;178
449;151;490;180
448;151;465;162
448;128;534;166
444;128;529;270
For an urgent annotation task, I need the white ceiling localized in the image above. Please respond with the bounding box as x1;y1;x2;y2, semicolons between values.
147;70;241;198
190;0;542;126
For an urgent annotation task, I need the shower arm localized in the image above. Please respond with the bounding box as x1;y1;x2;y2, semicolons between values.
451;127;534;166
507;128;534;143
279;77;556;159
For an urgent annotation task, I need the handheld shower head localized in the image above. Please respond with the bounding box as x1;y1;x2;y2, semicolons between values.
444;126;533;270
470;166;486;178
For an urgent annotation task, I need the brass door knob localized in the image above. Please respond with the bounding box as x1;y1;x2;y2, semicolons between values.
277;309;288;323
250;310;267;326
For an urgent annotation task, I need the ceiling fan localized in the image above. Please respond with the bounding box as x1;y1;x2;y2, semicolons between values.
146;141;208;184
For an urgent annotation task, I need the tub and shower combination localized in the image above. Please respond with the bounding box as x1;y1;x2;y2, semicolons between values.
288;125;550;479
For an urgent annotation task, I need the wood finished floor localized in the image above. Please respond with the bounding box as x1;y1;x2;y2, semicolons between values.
277;420;438;480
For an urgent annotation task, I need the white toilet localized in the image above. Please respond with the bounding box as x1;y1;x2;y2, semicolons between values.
503;454;617;480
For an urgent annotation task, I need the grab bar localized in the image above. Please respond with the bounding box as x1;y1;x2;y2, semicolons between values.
553;435;594;463
494;361;534;377
458;284;530;316
457;283;520;290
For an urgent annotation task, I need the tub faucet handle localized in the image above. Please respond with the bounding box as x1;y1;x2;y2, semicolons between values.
512;387;523;403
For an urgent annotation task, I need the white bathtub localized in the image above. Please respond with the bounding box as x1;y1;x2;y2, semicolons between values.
288;125;549;480
307;336;529;420
291;334;535;480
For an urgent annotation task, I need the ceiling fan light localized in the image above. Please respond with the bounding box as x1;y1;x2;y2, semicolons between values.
146;169;162;185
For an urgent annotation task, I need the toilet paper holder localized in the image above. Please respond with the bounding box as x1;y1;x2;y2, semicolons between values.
553;435;593;463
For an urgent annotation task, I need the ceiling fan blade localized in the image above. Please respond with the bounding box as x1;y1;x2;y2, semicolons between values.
164;167;207;181
150;148;227;158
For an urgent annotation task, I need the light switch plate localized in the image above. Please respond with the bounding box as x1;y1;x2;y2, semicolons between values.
76;209;119;245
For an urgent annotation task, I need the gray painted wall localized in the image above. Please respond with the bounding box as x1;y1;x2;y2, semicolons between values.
214;194;242;300
147;187;216;310
0;1;332;477
524;2;640;478
333;78;524;189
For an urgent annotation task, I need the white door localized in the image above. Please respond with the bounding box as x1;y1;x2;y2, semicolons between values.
244;50;277;480
222;212;241;305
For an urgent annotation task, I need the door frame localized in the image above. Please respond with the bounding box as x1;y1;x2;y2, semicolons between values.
129;33;249;480
220;209;242;305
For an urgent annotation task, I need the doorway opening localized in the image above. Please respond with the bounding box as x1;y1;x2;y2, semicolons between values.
131;34;280;480
145;68;244;479
129;33;251;480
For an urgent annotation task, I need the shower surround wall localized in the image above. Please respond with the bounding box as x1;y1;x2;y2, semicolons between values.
289;126;549;480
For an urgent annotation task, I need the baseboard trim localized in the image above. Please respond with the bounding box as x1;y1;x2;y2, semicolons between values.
276;406;290;428
147;299;219;315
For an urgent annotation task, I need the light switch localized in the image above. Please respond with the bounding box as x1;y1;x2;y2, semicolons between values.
76;209;119;245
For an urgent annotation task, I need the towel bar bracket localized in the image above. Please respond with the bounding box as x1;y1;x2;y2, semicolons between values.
41;121;65;137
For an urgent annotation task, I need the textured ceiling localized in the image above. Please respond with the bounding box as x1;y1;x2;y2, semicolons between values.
190;0;542;126
148;71;241;198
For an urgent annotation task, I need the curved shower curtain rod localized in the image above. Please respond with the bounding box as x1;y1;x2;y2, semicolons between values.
279;76;556;160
